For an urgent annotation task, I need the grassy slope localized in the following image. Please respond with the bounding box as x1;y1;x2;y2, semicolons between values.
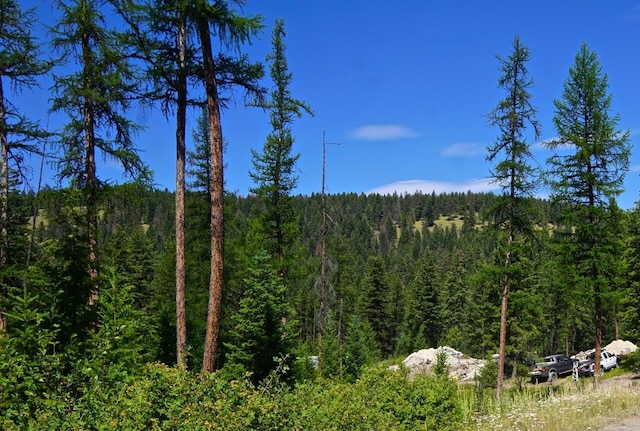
461;371;640;431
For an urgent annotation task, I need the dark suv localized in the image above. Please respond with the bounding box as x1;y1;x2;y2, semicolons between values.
530;354;577;383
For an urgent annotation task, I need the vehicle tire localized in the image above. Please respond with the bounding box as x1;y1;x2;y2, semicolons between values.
548;370;558;382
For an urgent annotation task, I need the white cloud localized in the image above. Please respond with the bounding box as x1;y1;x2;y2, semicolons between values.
442;143;484;157
532;137;556;151
100;157;124;172
533;137;576;151
350;124;418;141
366;178;498;195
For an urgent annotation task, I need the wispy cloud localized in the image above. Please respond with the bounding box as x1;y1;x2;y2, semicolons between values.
100;157;124;172
441;143;484;157
533;137;577;151
366;178;498;195
532;137;556;151
349;124;418;141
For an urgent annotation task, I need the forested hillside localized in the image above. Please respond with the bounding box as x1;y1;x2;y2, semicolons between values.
2;0;640;428
20;186;636;371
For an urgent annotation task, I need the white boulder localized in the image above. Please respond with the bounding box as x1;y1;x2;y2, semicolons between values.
604;339;638;357
401;346;485;381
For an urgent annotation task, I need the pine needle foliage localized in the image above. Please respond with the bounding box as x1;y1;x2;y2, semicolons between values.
545;43;630;381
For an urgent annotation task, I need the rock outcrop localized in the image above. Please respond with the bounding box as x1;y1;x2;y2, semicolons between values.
401;346;486;381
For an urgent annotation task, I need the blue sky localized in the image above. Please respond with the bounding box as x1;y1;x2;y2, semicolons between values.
18;1;640;208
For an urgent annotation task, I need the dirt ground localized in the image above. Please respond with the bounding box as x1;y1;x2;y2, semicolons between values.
589;374;640;431
599;416;640;431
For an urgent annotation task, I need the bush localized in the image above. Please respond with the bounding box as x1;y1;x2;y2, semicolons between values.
472;358;499;414
515;361;532;391
433;349;450;378
13;362;462;430
357;368;462;430
0;274;160;430
0;286;67;428
624;350;640;374
477;358;498;390
285;367;462;430
343;315;379;381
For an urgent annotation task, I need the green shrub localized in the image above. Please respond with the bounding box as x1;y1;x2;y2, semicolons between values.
433;349;450;378
291;354;317;382
6;343;463;429
515;361;533;390
0;286;67;428
25;362;462;430
357;368;462;430
477;358;498;390
472;358;499;414
285;368;462;430
624;349;640;373
343;315;379;381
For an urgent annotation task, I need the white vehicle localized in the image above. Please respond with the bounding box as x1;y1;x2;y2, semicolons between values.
577;350;619;376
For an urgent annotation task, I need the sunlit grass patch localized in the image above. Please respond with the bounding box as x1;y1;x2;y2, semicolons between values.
603;366;629;379
460;376;640;431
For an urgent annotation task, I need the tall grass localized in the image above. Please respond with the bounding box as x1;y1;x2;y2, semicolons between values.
459;377;640;431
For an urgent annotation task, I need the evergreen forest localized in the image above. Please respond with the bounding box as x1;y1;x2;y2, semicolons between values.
2;1;640;429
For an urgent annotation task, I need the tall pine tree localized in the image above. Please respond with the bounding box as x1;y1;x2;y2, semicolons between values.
195;0;264;373
0;0;53;333
223;249;295;384
247;17;313;367
50;0;148;307
545;43;630;382
249;18;313;273
360;255;392;356
485;36;540;395
120;0;264;369
397;251;441;354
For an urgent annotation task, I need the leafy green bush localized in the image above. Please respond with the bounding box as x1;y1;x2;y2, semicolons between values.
343;315;379;381
472;358;499;414
515;361;533;390
433;349;450;378
477;358;498;390
12;361;462;430
290;353;317;382
0;272;159;430
0;286;67;429
624;349;640;373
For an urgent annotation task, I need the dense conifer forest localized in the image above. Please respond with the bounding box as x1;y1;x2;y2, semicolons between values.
2;0;640;428
13;185;640;368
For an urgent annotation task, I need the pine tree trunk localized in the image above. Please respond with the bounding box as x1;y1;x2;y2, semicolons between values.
497;250;510;396
175;12;188;368
594;283;602;384
198;13;224;373
82;26;99;306
318;132;328;376
0;77;7;334
497;141;517;398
